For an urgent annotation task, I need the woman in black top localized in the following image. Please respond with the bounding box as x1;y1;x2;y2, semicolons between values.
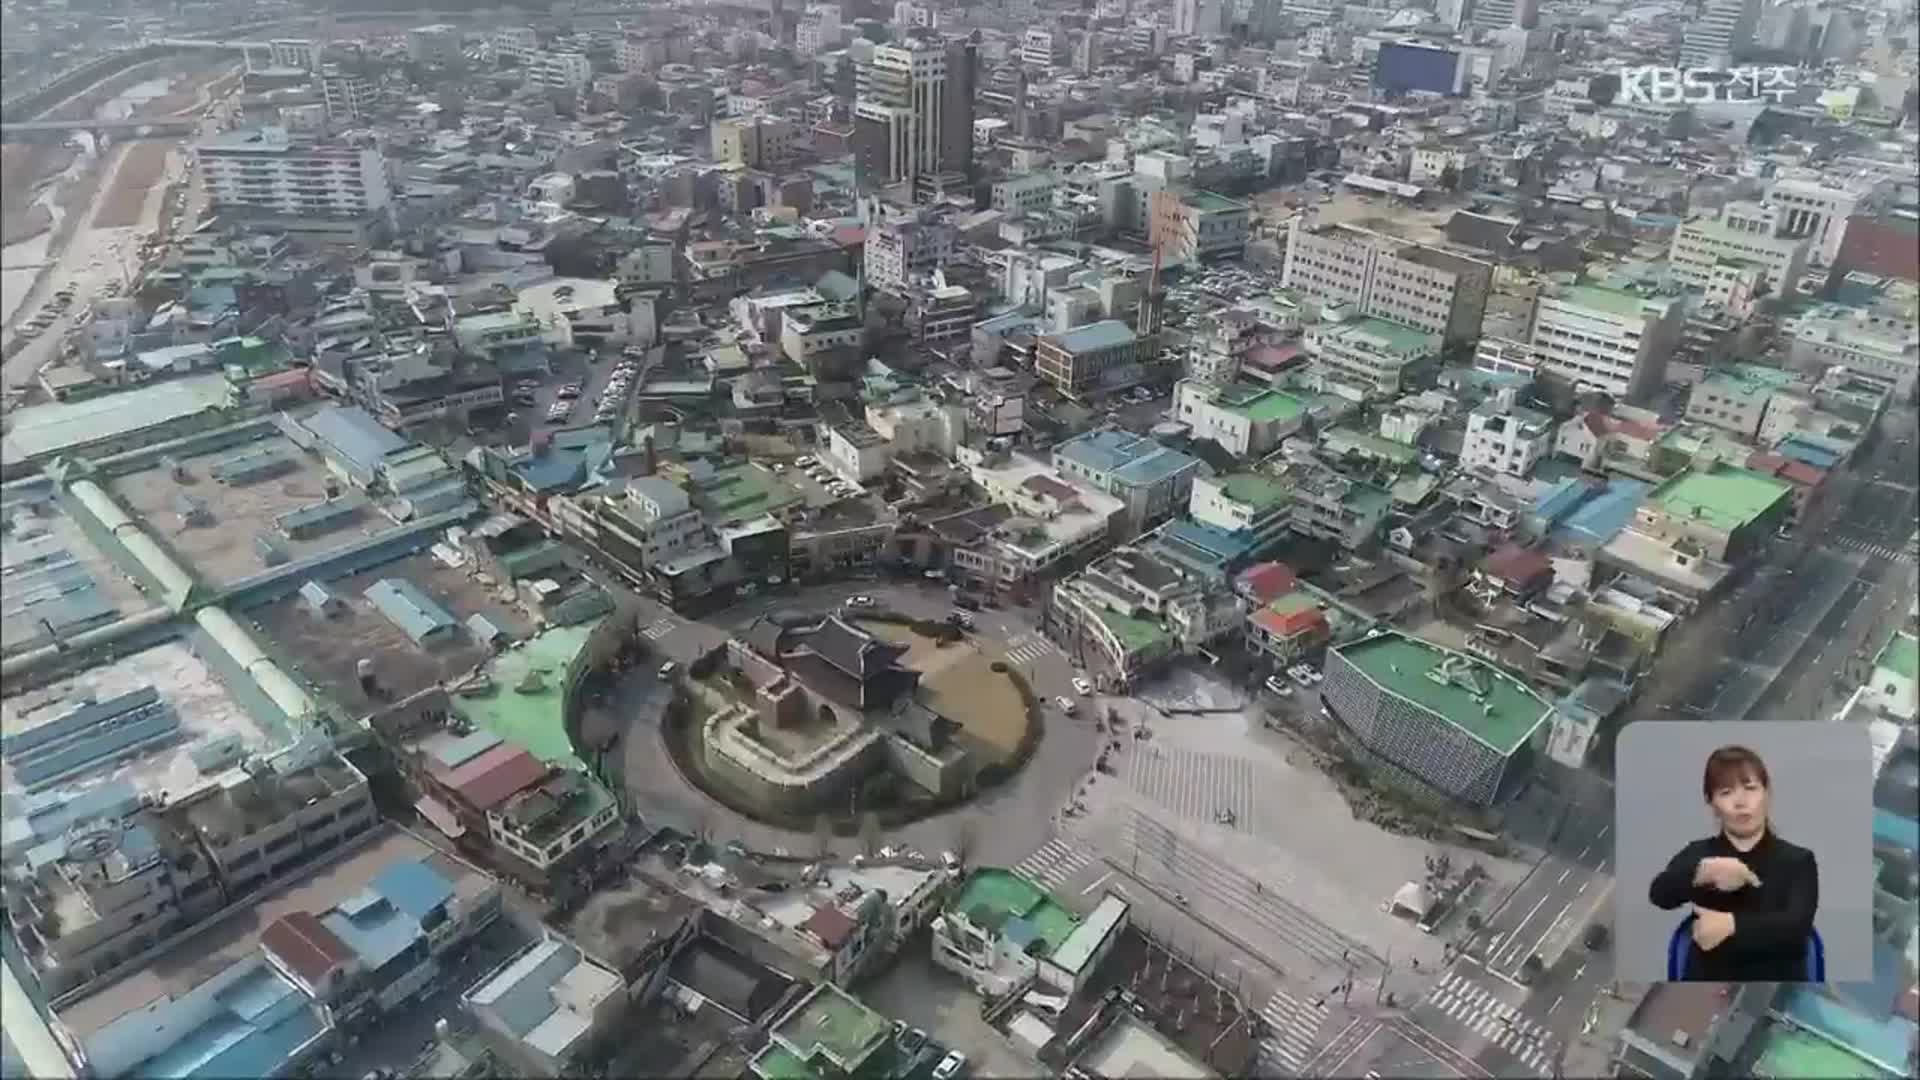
1648;744;1821;982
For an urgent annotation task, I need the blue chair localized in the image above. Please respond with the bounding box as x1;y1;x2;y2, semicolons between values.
1667;915;1824;981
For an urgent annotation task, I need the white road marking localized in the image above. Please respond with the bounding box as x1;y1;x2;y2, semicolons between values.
1081;870;1113;895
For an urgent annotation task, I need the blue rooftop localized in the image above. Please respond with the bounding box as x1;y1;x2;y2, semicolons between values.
1113;446;1203;489
370;859;455;923
301;406;405;478
137;962;323;1080
1048;320;1136;354
1532;478;1591;525
1553;478;1648;548
1054;430;1197;488
1775;435;1842;470
322;894;422;971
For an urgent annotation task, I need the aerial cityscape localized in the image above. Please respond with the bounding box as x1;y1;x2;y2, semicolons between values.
0;0;1916;1077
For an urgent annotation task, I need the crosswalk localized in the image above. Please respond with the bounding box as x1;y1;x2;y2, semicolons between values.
1256;989;1329;1074
641;617;679;641
1004;633;1062;666
1427;971;1554;1074
1012;837;1097;890
1123;746;1259;829
1834;535;1918;563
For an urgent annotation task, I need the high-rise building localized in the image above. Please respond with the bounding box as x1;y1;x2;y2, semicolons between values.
1680;0;1761;69
1173;0;1223;37
526;50;593;93
406;24;464;64
853;36;970;188
1527;284;1685;401
1468;0;1537;31
796;3;842;57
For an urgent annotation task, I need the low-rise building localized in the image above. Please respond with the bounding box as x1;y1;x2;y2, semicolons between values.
1034;320;1152;399
1188;472;1292;555
1783;303;1919;399
1304;316;1439;397
1171;379;1308;458
1462;392;1552;477
1668;201;1812;297
1685;365;1811;441
1322;631;1552;805
463;933;626;1077
1148;187;1251;264
1632;463;1794;565
931;868;1126;997
1052;429;1209;537
1287;459;1392;549
1862;632;1918;723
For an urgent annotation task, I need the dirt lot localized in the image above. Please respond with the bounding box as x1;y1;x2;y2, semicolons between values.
91;140;170;229
860;620;1029;760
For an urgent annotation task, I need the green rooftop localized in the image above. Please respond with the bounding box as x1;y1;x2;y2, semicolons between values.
1648;464;1792;532
1094;607;1175;655
949;868;1080;954
1334;632;1551;754
1876;633;1919;681
1242;388;1308;424
1219;472;1291;511
752;1045;817;1080
1184;189;1248;213
1558;284;1664;319
768;984;894;1076
450;621;599;769
1323;426;1420;466
1754;1024;1899;1080
1346;316;1438;355
693;461;803;527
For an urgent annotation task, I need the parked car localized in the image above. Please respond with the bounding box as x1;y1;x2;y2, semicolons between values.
796;455;816;467
1072;677;1093;695
658;662;678;679
1056;696;1077;715
846;595;874;608
897;1029;929;1058
932;1051;967;1080
1264;675;1293;696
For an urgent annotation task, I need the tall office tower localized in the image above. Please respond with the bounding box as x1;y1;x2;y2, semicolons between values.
1435;0;1469;30
854;36;956;186
1173;0;1223;37
1681;0;1762;68
939;36;978;183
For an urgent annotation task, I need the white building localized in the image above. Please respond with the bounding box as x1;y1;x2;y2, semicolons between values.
826;421;893;482
1784;304;1919;398
319;68;373;123
1667;201;1811;297
490;26;540;64
1527;284;1684;401
406;24;464;64
1172;0;1223;36
526;50;593;93
866;215;954;294
1462;390;1552;477
857;38;948;184
1172;379;1308;459
1021;28;1057;67
1304;316;1440;396
603;477;707;571
796;3;843;56
464;935;625;1078
1281;221;1493;347
1766;176;1873;265
195;127;392;219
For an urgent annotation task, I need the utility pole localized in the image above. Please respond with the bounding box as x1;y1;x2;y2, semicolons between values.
1375;945;1392;1004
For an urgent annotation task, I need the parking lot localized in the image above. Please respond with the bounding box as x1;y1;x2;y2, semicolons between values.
515;347;636;434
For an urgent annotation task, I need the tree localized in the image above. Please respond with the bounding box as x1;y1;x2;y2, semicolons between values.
1439;163;1461;192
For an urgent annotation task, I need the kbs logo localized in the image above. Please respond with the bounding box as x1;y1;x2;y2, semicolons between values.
1616;66;1796;105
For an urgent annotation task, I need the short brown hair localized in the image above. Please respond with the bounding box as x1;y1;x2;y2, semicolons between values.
1702;745;1770;802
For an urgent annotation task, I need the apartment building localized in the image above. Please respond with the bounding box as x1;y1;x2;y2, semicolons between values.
196;127;392;219
1668;201;1811;297
866;214;954;294
1766;176;1874;265
1784;303;1919;398
1021;28;1057;67
1281;221;1493;346
1305;316;1440;396
992;172;1058;216
711;115;796;168
1053;429;1209;537
526;50;593;93
1527;284;1685;401
796;4;843;56
1684;365;1811;440
1288;458;1392;548
490;26;540;63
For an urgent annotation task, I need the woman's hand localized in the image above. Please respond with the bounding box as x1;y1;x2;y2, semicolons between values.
1693;856;1760;892
1691;907;1735;951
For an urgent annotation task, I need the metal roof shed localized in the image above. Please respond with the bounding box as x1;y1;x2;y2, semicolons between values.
365;578;457;646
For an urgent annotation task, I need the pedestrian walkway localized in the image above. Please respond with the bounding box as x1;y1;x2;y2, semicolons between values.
1256;989;1329;1074
1122;745;1259;828
1835;535;1918;564
1005;633;1062;666
1429;971;1555;1075
1012;836;1097;890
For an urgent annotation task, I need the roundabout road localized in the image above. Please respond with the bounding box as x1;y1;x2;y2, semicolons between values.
611;580;1107;868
